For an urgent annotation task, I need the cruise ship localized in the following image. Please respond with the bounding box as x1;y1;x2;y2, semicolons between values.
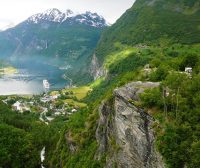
43;79;50;89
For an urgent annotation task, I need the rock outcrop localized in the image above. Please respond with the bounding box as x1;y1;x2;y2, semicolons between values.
90;54;107;80
96;81;165;168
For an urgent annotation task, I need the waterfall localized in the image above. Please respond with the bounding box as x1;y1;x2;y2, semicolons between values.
40;147;45;168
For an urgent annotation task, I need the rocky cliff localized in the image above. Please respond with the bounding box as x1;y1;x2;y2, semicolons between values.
90;54;107;80
96;81;165;168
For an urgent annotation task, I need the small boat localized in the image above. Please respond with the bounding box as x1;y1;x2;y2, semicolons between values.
43;79;50;89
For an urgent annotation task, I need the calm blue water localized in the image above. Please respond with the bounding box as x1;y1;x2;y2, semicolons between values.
0;61;68;95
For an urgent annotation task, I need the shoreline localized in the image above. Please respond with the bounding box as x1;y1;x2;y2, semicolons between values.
0;66;18;75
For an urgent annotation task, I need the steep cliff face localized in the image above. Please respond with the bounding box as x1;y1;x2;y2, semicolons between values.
90;54;107;80
96;81;165;168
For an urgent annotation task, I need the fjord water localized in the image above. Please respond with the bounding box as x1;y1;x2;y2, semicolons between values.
0;59;68;95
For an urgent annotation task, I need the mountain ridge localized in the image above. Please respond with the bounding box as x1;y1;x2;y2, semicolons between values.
95;0;200;64
26;8;108;28
1;0;200;167
50;0;200;166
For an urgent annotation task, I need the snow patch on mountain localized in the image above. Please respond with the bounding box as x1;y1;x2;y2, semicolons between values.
27;9;108;28
63;9;77;21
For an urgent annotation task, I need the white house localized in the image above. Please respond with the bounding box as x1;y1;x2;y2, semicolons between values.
12;101;22;111
185;67;192;74
40;96;51;103
12;101;30;113
54;112;61;116
50;94;60;100
71;109;77;113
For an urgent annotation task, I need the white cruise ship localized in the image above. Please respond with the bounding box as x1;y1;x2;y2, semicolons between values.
43;79;50;89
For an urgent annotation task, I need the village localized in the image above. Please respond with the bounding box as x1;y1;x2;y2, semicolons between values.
1;65;193;125
2;79;90;125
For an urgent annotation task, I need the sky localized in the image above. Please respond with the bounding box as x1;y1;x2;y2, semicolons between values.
0;0;135;30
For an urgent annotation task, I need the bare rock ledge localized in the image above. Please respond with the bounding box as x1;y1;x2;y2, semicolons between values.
96;81;165;168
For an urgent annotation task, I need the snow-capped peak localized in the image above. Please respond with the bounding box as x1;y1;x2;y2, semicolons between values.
75;11;108;28
63;9;77;21
44;8;61;15
27;8;108;28
65;9;73;16
28;8;65;23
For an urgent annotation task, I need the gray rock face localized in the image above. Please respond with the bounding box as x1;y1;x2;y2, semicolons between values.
96;81;165;168
90;54;107;80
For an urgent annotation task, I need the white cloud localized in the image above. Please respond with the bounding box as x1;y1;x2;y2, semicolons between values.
0;0;135;29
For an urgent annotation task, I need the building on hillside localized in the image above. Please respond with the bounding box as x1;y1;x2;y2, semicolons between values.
50;94;60;100
54;112;61;116
12;101;30;113
12;101;22;111
71;109;77;113
185;67;192;74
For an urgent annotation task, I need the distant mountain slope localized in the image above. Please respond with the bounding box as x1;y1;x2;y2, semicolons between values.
0;9;108;84
95;0;200;63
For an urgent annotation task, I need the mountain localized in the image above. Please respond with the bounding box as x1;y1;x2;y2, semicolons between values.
95;0;200;63
1;0;200;167
45;0;200;167
0;8;108;84
27;9;107;27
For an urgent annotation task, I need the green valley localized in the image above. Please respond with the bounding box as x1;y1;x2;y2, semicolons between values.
0;0;200;167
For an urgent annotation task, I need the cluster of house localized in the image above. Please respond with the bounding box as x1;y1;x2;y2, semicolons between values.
53;108;77;116
7;92;79;124
40;94;60;103
48;103;77;117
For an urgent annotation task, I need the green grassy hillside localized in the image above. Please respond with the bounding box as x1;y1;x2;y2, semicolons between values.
95;0;200;63
46;0;200;167
1;0;200;167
